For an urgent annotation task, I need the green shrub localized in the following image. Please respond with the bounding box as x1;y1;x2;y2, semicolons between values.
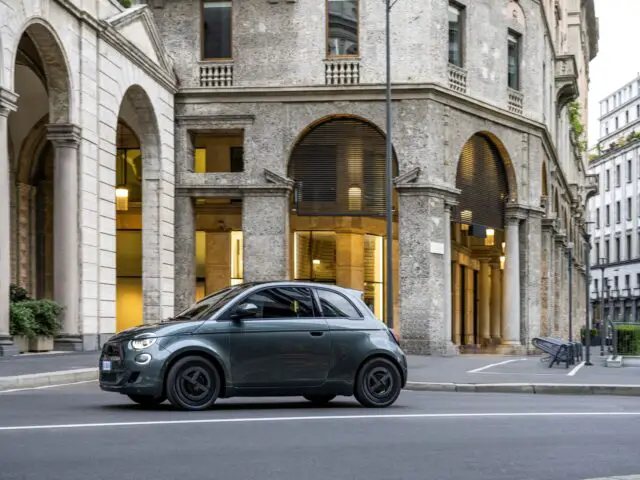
119;0;131;7
616;325;640;355
10;284;31;303
9;303;36;338
19;300;63;337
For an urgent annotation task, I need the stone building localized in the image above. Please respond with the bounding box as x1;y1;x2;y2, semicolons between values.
0;0;599;356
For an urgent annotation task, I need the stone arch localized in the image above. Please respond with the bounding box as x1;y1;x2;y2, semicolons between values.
15;113;49;184
11;18;72;124
453;132;514;230
287;115;399;217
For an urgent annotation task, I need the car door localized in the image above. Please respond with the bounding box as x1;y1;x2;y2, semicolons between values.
228;285;331;389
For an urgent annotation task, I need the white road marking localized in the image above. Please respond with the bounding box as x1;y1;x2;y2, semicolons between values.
1;411;640;432
567;361;586;377
0;380;97;394
467;358;526;373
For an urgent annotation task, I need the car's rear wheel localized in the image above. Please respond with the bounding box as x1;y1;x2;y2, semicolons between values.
127;394;166;407
354;357;402;408
303;394;336;406
165;356;221;411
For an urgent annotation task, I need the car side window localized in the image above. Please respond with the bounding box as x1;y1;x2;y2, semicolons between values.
316;289;362;318
239;287;315;319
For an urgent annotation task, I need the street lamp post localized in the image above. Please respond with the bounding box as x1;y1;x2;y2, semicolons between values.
384;0;395;329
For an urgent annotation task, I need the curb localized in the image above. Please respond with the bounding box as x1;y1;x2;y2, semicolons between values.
0;368;98;392
404;381;640;396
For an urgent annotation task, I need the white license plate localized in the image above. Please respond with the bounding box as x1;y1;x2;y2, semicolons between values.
101;360;112;372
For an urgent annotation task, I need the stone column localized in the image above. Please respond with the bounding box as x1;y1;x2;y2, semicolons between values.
16;182;33;292
396;182;459;355
521;211;543;348
464;267;475;345
540;219;555;336
443;200;455;349
452;261;461;345
336;232;364;290
242;188;290;281
490;260;501;343
47;124;82;351
501;214;522;347
554;233;567;336
205;231;231;294
174;196;196;314
0;88;18;356
479;259;491;344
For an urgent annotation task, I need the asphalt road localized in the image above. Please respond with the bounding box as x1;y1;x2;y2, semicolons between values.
1;383;640;480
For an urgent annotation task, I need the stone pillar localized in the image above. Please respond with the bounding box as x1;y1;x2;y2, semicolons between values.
452;261;461;344
479;259;491;344
554;233;567;336
464;267;475;345
16;182;33;293
0;88;18;356
242;188;290;281
46;124;82;351
521;211;543;348
174;196;196;314
336;232;364;290
501;214;522;347
540;219;555;336
396;182;458;355
206;231;231;294
490;260;501;343
443;201;455;349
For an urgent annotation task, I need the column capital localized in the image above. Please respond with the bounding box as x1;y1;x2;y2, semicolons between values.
46;124;82;148
489;260;501;270
0;88;19;117
505;203;529;222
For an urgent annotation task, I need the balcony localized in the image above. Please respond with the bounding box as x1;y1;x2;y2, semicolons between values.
325;59;360;85
555;54;579;109
507;88;523;115
447;63;467;94
199;62;234;87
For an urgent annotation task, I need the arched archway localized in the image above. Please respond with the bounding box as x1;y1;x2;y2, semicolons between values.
114;85;163;332
287;115;399;324
451;132;514;350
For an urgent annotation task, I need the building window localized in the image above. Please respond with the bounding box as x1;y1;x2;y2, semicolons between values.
616;117;619;129
627;234;632;259
448;3;464;67
628;197;633;220
606;204;610;226
605;169;610;191
637;104;640;118
202;1;232;60
616;165;621;186
507;31;521;90
626;110;630;124
616;201;621;223
615;237;621;262
605;239;610;263
637;273;640;288
596;207;600;228
595;242;600;263
594;278;599;293
605;122;609;135
628;159;632;182
327;0;359;57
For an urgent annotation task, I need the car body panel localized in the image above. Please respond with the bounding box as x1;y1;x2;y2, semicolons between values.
99;281;407;401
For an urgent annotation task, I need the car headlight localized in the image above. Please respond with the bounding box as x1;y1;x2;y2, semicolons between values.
130;337;157;350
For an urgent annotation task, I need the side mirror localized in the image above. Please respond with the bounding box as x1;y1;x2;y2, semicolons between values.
230;303;259;320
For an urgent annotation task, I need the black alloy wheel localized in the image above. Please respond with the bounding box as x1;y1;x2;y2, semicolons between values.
127;394;166;407
165;356;221;411
303;394;336;406
354;357;402;408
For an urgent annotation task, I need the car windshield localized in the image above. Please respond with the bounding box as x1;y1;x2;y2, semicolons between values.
170;284;252;322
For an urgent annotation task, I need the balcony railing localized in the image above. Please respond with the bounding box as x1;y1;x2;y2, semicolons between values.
199;62;234;87
325;59;360;85
507;88;524;115
448;63;467;94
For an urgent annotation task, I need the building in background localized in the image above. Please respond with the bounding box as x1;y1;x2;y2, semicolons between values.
588;75;640;323
1;0;599;356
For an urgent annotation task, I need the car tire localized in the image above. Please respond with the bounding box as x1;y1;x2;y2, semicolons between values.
354;357;402;408
127;394;166;407
165;356;221;411
303;394;336;406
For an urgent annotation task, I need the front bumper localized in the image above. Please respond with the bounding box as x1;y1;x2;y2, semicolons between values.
98;340;170;397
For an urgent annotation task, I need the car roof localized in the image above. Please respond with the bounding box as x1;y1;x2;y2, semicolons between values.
242;280;361;295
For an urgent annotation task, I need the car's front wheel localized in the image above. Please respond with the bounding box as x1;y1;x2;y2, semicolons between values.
165;356;221;411
303;394;336;406
127;394;166;407
354;357;402;408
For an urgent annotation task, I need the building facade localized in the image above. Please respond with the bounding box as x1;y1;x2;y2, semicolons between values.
0;0;599;357
589;76;640;324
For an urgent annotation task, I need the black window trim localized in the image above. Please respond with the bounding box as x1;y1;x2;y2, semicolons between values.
216;285;320;321
312;286;364;320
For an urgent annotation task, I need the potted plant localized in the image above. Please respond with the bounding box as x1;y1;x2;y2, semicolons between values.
22;299;63;352
9;303;36;353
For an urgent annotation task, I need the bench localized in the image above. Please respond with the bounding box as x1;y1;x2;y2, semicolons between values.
532;337;582;368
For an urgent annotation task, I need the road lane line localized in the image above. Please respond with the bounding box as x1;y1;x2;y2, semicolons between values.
2;411;640;432
0;380;97;394
467;359;526;373
567;361;586;377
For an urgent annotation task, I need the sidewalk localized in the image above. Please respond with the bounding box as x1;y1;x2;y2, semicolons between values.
0;348;639;395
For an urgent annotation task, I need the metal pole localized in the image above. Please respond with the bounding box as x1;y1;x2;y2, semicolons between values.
584;234;592;365
600;263;605;356
567;245;573;342
384;0;394;329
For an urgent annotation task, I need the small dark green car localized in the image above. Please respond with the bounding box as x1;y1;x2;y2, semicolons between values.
99;281;407;410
